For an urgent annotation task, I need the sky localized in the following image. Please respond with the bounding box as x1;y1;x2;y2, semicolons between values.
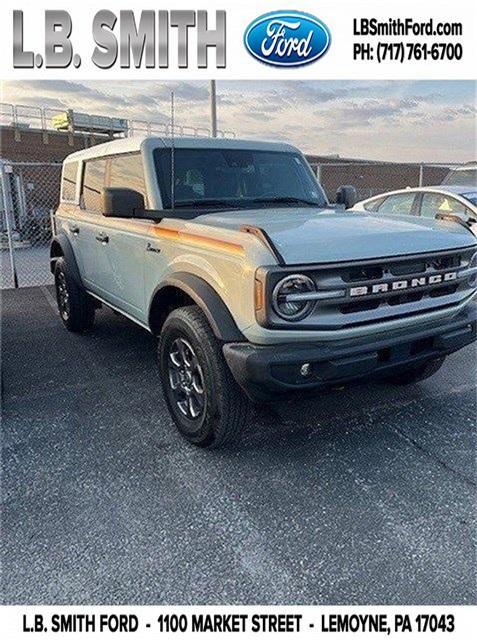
1;79;476;162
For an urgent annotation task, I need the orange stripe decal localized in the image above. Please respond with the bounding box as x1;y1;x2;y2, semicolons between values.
152;227;179;241
152;227;245;256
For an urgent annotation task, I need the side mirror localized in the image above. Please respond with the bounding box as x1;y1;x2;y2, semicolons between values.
336;185;357;209
102;187;144;218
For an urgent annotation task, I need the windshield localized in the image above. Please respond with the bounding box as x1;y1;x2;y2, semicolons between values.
442;167;477;186
153;148;327;210
461;191;477;207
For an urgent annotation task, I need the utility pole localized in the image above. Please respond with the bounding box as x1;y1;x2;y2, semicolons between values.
170;91;175;212
210;80;217;137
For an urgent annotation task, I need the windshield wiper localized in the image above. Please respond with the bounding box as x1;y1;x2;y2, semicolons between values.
173;196;323;209
249;196;321;207
174;199;242;209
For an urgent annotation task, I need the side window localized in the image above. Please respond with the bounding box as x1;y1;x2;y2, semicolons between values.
420;193;467;218
364;196;386;212
61;162;78;202
377;193;416;216
109;153;148;205
82;159;107;213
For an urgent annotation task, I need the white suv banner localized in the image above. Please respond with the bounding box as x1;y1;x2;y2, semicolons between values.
0;0;475;80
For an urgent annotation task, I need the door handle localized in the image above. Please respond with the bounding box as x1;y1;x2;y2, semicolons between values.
95;233;109;244
70;225;80;236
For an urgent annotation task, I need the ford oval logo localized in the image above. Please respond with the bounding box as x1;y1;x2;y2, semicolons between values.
244;11;331;67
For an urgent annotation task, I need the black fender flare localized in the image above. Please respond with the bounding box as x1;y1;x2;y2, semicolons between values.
149;272;245;342
50;232;83;286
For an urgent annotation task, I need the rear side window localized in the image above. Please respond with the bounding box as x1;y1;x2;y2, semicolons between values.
364;196;386;212
61;162;78;202
377;193;416;216
82;159;107;213
109;153;147;205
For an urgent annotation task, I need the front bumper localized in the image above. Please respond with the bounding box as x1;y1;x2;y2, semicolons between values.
223;304;477;401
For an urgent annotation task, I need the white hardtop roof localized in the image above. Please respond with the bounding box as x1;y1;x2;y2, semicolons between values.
64;135;299;163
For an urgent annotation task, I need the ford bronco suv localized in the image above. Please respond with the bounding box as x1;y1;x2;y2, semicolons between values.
51;137;477;447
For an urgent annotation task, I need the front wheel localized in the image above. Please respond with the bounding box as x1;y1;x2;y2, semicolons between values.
158;306;250;448
384;357;445;385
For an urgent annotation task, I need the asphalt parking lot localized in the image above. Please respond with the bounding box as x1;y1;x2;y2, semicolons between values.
2;286;476;605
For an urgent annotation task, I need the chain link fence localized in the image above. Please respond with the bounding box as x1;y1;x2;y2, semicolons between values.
0;157;455;290
309;161;451;202
1;160;60;289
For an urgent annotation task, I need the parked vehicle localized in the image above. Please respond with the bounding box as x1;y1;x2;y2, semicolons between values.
352;186;477;234
50;137;477;447
441;161;477;187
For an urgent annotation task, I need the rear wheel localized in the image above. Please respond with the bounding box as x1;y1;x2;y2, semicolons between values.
54;257;95;333
158;305;250;447
384;357;445;385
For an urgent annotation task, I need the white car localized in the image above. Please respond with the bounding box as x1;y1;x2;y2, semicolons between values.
352;186;477;233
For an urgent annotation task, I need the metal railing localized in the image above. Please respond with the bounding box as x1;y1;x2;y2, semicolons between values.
0;102;236;139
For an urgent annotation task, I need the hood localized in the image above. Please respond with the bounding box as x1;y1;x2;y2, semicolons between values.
196;208;477;264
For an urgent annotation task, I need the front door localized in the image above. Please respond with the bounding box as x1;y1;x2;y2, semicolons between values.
80;153;150;323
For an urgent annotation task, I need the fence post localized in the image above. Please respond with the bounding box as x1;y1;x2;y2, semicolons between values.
50;209;56;237
0;160;19;288
16;171;27;229
315;163;322;184
419;164;424;187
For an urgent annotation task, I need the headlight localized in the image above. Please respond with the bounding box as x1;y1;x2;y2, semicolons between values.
272;274;316;321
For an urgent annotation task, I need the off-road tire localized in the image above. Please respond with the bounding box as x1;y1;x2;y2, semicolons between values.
384;356;445;385
158;305;250;448
54;257;95;333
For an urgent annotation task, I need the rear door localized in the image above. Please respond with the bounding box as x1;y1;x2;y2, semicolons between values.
78;157;108;292
56;161;88;275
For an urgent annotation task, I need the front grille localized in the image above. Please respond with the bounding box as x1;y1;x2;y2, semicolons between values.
341;299;380;314
389;260;426;276
345;265;383;282
388;291;424;306
303;247;476;330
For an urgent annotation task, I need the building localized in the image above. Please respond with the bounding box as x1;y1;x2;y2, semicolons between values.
1;103;453;206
